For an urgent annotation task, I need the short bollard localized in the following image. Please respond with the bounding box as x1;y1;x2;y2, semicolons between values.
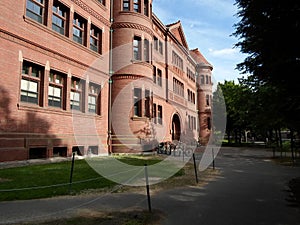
144;164;152;213
69;152;75;193
192;153;199;183
212;148;215;170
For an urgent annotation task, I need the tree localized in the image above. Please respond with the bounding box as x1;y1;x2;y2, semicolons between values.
233;0;300;131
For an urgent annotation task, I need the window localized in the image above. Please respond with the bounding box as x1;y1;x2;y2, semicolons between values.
88;83;101;114
26;0;45;24
206;75;209;84
133;0;140;12
206;94;210;106
123;0;130;11
144;39;150;62
152;103;157;124
21;61;43;105
133;88;142;117
172;51;183;70
133;36;142;60
52;0;68;35
153;36;158;51
157;69;162;86
70;77;84;111
173;78;184;97
187;89;195;104
97;0;105;5
153;66;156;83
73;13;86;45
144;0;149;16
144;90;150;118
158;105;163;125
200;75;205;84
48;71;65;108
159;41;163;55
90;24;102;54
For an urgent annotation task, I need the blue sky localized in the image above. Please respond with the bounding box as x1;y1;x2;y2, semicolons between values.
152;0;247;84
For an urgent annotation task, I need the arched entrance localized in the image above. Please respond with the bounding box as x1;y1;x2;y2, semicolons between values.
172;114;181;141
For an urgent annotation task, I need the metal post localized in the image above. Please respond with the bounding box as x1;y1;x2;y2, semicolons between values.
193;153;199;183
144;164;152;212
212;148;215;170
69;152;75;193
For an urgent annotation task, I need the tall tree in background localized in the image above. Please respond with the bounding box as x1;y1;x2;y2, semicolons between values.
233;0;300;131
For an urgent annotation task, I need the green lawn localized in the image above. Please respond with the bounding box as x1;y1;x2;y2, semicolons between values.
0;156;164;201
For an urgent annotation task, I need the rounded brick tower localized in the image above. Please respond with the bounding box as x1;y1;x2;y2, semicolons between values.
111;0;154;152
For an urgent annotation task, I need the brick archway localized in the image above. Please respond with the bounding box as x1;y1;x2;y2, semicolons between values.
172;114;181;141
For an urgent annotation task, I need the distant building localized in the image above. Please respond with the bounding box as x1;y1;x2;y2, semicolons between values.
0;0;213;162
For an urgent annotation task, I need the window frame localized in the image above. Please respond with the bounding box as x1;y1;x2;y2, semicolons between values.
88;82;101;115
70;77;84;111
133;36;142;61
157;105;163;125
20;61;43;105
123;0;130;11
52;0;68;36
133;88;142;117
90;24;102;54
48;71;65;108
73;13;86;46
26;0;45;24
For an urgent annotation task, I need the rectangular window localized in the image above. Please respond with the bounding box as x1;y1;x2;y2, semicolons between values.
154;36;158;51
152;103;157;124
21;61;43;105
133;0;140;12
172;51;183;70
153;66;156;83
133;88;142;117
173;78;184;97
133;36;142;60
70;77;84;111
159;41;163;55
26;0;44;24
48;71;64;108
52;0;68;36
88;83;101;115
123;0;130;11
144;89;150;118
90;24;102;54
144;39;150;62
158;105;162;125
73;13;86;45
157;69;162;87
144;0;149;16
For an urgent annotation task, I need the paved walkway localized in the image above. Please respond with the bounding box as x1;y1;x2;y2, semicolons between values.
0;147;300;225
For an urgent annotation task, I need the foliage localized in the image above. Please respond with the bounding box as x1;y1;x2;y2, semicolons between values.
233;0;300;131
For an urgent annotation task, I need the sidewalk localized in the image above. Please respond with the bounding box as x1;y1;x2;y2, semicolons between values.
0;147;300;225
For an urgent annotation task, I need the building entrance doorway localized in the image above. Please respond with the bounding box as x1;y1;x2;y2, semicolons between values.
172;114;181;141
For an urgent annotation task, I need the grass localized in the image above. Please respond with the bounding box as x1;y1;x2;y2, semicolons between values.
0;155;175;201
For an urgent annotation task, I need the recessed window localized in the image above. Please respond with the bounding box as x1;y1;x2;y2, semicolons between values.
21;61;43;105
70;77;84;111
153;66;156;84
159;41;163;55
73;13;86;45
26;0;45;24
144;0;149;16
90;25;102;54
133;88;142;117
144;89;150;118
157;105;163;125
97;0;105;5
133;0;140;12
173;78;184;97
52;1;68;36
123;0;130;11
152;103;157;124
133;36;142;61
144;39;150;62
48;71;65;108
88;83;101;115
157;69;162;87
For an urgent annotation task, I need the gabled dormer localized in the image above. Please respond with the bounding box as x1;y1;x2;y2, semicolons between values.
166;20;189;49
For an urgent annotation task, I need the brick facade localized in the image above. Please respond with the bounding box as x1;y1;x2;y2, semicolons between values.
0;0;212;162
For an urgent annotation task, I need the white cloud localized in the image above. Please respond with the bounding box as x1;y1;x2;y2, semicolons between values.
209;48;239;57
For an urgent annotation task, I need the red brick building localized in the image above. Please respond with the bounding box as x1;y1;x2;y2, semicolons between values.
0;0;213;162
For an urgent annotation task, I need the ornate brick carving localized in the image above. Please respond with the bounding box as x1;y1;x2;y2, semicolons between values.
71;0;110;26
112;22;154;36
